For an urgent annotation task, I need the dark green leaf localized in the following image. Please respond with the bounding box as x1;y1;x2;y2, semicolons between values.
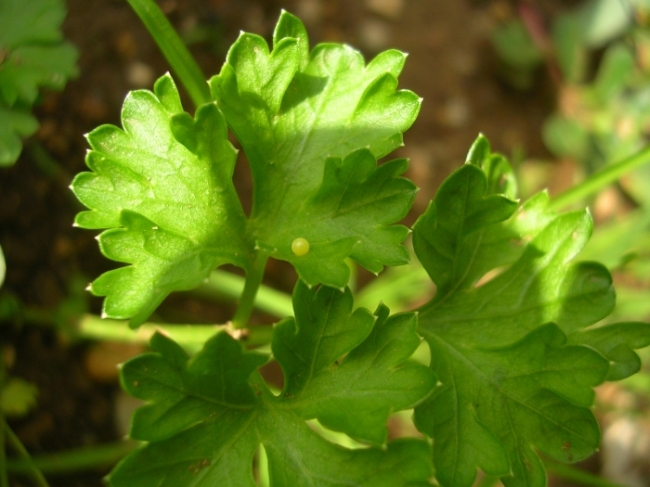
273;282;436;444
413;136;625;487
110;285;436;486
568;322;650;381
413;162;518;297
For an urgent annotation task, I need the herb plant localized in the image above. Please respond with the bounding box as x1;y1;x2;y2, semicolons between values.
0;0;78;166
70;8;650;487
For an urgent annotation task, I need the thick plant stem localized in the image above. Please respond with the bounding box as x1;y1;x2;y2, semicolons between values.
550;145;650;210
78;315;273;351
196;270;293;318
126;0;210;108
4;424;50;487
232;252;270;330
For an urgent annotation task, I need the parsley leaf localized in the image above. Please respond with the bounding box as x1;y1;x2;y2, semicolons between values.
412;135;647;487
109;284;436;486
71;75;249;326
210;11;419;287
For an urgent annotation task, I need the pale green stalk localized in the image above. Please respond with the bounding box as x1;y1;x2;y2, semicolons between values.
78;315;273;352
550;145;650;210
232;252;270;329
196;270;293;318
126;0;210;108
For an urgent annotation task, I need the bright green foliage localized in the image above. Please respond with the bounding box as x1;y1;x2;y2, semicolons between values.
109;284;435;486
0;0;78;165
72;75;248;326
69;8;650;487
412;136;648;487
72;12;418;325
210;11;418;287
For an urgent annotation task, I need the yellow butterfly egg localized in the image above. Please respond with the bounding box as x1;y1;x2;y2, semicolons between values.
291;237;310;256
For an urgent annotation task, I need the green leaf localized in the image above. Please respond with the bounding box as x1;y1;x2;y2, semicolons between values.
0;102;38;166
71;74;249;326
414;324;607;487
413;142;519;297
109;285;436;486
567;322;650;381
0;0;77;164
0;0;78;106
210;11;419;287
412;136;624;487
593;43;635;102
273;282;437;444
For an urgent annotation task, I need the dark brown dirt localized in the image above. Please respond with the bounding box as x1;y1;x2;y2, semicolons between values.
0;1;566;485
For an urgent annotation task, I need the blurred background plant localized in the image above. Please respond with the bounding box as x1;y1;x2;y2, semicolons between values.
491;1;650;485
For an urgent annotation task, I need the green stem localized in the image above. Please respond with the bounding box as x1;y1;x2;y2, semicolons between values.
78;315;273;351
5;440;137;475
544;460;628;487
126;0;210;108
4;424;50;487
195;270;293;318
549;145;650;210
232;252;270;330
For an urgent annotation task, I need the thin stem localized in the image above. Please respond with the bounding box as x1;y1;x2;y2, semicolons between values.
78;315;273;351
4;424;50;487
5;440;137;475
544;460;628;487
549;145;650;210
232;252;270;330
126;0;210;108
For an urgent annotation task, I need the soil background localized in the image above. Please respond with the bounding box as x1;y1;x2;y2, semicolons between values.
0;1;585;486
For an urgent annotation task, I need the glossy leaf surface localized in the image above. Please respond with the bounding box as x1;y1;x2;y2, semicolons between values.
109;285;436;486
210;11;419;286
71;75;248;326
412;135;648;487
